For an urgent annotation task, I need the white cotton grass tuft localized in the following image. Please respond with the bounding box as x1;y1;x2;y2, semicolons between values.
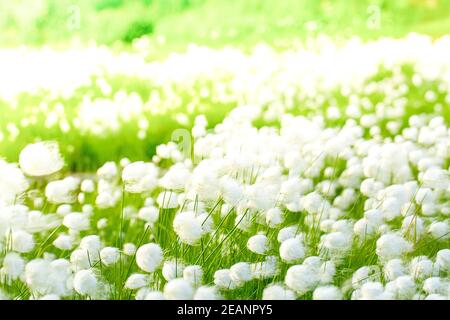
135;243;164;273
125;273;149;290
279;237;305;263
173;211;203;245
247;234;270;255
73;269;98;296
122;161;158;193
183;265;203;287
0;160;29;205
100;247;120;266
194;286;223;300
214;269;238;289
162;260;185;281
229;262;253;284
19;141;64;177
285;264;320;295
163;278;194;300
313;285;343;300
262;284;296;300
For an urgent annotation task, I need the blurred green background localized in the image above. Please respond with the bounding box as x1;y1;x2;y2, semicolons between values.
1;0;450;53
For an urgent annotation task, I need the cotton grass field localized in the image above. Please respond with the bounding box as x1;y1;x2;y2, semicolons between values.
0;1;449;301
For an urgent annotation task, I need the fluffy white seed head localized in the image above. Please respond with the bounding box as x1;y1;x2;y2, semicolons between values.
19;142;64;177
135;243;163;273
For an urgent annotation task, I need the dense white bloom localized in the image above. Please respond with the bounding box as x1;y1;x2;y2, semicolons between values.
45;177;79;204
435;249;450;273
125;273;149;290
214;269;238;289
262;284;296;300
157;191;179;209
162;260;185;281
352;266;381;288
122;162;158;193
80;179;95;193
313;285;343;300
279;237;305;263
173;211;203;245
183;265;203;287
138;206;159;224
0;252;25;280
384;259;406;281
428;221;449;239
97;162;118;181
144;291;166;300
409;256;434;279
229;262;253;284
285;264;320;295
100;247;120;266
376;233;412;261
0;160;29;205
80;235;102;261
164;278;194;300
320;231;352;255
358;282;392;300
385;275;416;299
63;212;90;231
19;142;64;176
11;230;35;253
194;286;223;300
123;243;137;256
266;207;284;227
423;277;448;295
247;234;270;255
277;226;299;243
73;269;98;296
52;234;74;250
135;243;163;273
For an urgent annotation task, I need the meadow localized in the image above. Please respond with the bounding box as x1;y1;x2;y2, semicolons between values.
0;0;449;300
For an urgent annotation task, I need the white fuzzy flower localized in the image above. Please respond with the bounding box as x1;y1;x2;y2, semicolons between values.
435;249;450;273
19;142;64;176
138;206;159;224
183;265;203;287
229;262;253;284
285;264;320;295
0;252;25;280
100;247;120;266
247;234;270;255
279;237;305;263
313;285;343;300
194;286;223;300
45;177;79;204
53;234;74;250
384;259;406;281
214;269;238;289
163;278;194;300
11;230;35;253
123;243;137;256
135;243;163;273
262;284;296;300
0;160;29;205
376;233;412;261
122;162;158;193
63;212;90;231
173;211;203;245
162;260;185;281
73;269;98;296
125;273;149;290
157;191;179;209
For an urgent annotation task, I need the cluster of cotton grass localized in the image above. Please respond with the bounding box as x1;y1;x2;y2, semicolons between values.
1;33;450;143
0;99;448;300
